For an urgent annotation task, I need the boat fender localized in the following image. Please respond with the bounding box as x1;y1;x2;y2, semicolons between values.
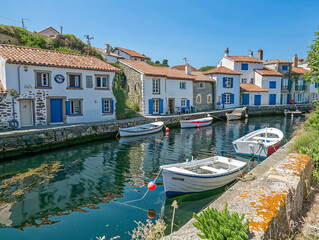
148;181;157;190
165;127;169;132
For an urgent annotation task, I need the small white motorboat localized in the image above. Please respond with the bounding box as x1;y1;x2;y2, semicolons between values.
180;117;213;128
232;127;283;159
284;110;302;117
119;121;164;137
160;156;247;197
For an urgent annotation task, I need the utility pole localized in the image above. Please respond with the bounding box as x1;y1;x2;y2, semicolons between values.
84;35;94;46
21;18;30;29
60;26;63;34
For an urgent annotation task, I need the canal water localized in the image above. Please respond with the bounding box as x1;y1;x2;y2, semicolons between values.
0;115;304;240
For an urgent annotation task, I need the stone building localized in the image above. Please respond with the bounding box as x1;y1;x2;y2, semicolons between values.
38;26;61;37
0;44;118;130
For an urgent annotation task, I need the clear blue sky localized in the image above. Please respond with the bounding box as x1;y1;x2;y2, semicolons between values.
1;0;318;68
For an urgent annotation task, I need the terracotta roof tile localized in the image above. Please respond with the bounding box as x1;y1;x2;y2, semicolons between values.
0;44;119;72
171;64;199;71
227;56;263;63
203;66;241;75
240;83;268;92
255;67;283;77
264;59;292;64
292;67;310;74
115;47;149;59
191;71;215;82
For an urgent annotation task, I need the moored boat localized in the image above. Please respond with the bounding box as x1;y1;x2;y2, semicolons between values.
180;117;213;128
284;110;302;117
160;156;247;197
232;127;283;158
119;121;164;137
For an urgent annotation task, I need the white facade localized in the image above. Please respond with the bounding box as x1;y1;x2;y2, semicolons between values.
241;92;268;106
1;61;116;128
113;49;146;62
254;74;281;105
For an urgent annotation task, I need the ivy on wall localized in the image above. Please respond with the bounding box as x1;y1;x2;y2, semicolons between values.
112;72;127;120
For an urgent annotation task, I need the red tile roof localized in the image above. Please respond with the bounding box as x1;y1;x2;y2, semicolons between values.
264;59;292;64
114;47;149;59
0;44;119;72
94;47;124;59
292;67;310;74
240;84;268;92
171;64;199;71
254;67;283;77
203;66;241;75
120;59;215;82
227;56;263;63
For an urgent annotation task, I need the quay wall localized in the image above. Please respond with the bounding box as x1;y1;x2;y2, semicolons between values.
0;104;313;160
162;137;313;240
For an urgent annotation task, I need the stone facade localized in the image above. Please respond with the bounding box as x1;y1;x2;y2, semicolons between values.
193;81;214;112
0;95;15;129
119;62;143;113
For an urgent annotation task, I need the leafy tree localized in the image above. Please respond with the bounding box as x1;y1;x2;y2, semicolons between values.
304;29;319;83
146;58;169;67
162;59;169;67
155;60;160;65
199;65;216;72
112;72;127;120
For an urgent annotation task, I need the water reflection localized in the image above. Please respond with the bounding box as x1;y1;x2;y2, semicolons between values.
0;115;304;239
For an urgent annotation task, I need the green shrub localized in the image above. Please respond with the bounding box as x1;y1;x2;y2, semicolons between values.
112;72;127;120
193;204;249;240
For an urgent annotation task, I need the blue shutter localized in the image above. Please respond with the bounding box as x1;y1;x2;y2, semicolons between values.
102;100;105;113
159;99;163;113
222;94;225;103
149;99;153;114
230;94;234;104
280;94;283;104
66;101;71;115
78;101;81;114
269;81;276;89
288;79;291;90
315;83;318;88
187;99;190;107
287;94;291;104
231;78;233;88
294;93;297;102
223;77;226;88
303;93;306;103
111;100;114;113
243;94;249;105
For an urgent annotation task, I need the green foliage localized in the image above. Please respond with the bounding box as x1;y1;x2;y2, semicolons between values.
126;101;140;112
112;72;127;120
304;29;319;83
6;88;19;97
147;59;170;67
199;66;216;72
108;61;121;69
193;204;249;240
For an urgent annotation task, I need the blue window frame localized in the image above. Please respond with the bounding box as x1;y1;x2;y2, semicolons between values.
282;65;288;71
180;81;186;89
241;63;248;70
102;99;114;114
36;72;50;88
66;100;82;116
269;81;276;89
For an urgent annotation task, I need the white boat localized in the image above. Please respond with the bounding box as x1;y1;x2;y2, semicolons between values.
232;127;283;159
226;113;242;121
284;110;302;117
119;121;164;137
160;156;247;197
180;117;213;128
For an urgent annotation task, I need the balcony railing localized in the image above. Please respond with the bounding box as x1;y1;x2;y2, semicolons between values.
281;85;290;90
295;85;306;91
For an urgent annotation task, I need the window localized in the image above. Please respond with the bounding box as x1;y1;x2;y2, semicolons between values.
224;93;231;104
198;82;205;88
181;98;187;107
35;71;51;88
67;73;82;89
297;93;303;102
269;81;276;88
66;99;83;116
96;75;109;89
152;79;160;94
102;99;114;114
241;78;247;83
207;94;212;104
241;63;248;70
282;65;288;71
153;99;160;114
196;94;201;104
180;81;186;89
250;78;254;84
224;77;232;88
86;76;93;88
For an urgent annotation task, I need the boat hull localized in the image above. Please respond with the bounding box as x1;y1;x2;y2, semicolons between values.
162;166;246;197
119;122;164;137
180;117;213;128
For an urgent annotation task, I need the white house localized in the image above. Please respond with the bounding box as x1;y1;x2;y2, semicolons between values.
0;44;118;129
119;60;198;115
113;47;149;62
240;83;268;106
204;66;241;109
94;44;124;63
38;26;61;37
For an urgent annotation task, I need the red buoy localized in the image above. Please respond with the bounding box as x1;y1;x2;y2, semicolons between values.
196;124;200;128
165;127;169;132
290;99;294;104
148;181;157;191
147;209;157;219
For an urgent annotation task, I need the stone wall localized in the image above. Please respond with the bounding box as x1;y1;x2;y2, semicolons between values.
193;81;214;112
247;104;313;116
0;95;16;129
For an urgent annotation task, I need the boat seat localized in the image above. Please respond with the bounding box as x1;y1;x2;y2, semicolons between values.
166;167;195;174
200;166;228;173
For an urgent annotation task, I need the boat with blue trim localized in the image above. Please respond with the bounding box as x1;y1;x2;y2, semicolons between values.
160;156;247;197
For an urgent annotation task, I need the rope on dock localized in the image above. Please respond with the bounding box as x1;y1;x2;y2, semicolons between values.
115;132;119;140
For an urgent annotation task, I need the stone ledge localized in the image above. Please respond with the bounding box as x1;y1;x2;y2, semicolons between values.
163;146;313;239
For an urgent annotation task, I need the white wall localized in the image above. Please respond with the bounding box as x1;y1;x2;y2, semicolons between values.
254;73;281;105
143;76;193;115
234;62;263;84
4;64;116;127
0;57;6;89
242;92;268;106
218;57;234;69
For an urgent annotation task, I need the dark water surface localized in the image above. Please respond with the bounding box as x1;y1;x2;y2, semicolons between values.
0;115;304;239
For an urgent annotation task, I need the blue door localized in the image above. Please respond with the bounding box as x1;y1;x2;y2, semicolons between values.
242;94;249;105
269;94;276;105
254;95;261;106
50;99;63;123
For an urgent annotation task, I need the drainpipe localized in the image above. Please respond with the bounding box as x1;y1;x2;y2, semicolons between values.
9;64;21;129
17;63;22;94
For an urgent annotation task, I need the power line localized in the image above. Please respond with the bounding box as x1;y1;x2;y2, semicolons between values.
0;16;20;22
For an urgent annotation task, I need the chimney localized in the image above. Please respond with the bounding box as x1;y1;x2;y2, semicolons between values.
105;43;112;55
224;47;229;57
60;26;63;34
249;50;254;57
293;54;298;67
185;64;191;75
257;49;263;61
